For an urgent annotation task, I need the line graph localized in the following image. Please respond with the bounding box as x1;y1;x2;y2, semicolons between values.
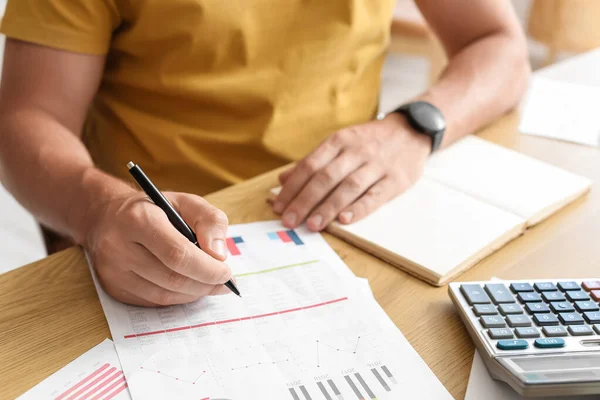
139;366;206;385
316;336;362;368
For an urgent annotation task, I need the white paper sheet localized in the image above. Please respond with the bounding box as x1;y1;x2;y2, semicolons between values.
519;76;600;147
91;221;452;400
17;339;131;400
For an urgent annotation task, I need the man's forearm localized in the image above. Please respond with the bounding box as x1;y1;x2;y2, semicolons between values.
0;108;134;245
418;31;530;149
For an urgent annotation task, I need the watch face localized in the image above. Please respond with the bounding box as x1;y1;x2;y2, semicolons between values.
410;102;446;134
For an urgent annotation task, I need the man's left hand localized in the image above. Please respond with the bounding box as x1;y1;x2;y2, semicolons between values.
272;113;432;231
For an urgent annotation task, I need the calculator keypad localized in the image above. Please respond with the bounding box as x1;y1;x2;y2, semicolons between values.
457;280;600;350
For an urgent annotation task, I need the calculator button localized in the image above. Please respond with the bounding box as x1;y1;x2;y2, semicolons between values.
582;281;600;291
583;312;600;324
533;314;559;326
525;303;551;313
485;284;516;304
515;327;540;338
568;325;595;336
506;315;532;327
575;301;600;313
518;292;542;303
510;283;534;293
566;291;591;302
550;302;575;313
542;292;566;302
473;304;498;316
558;313;585;325
542;326;569;337
498;304;523;315
480;315;506;328
460;284;491;305
558;281;581;291
591;291;600;302
534;282;557;292
488;328;514;339
535;338;565;348
496;339;528;350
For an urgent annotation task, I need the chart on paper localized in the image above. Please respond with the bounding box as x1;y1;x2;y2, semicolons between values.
92;221;452;400
17;339;130;400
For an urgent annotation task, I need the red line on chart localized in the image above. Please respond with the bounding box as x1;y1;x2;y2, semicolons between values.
140;367;207;385
55;364;111;400
123;297;348;339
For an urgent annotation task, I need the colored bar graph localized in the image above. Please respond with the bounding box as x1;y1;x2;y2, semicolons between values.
354;373;376;400
381;366;397;384
299;385;312;400
226;237;242;256
289;388;301;400
286;229;304;245
54;364;125;400
268;230;304;245
317;382;332;400
344;375;365;400
371;369;390;392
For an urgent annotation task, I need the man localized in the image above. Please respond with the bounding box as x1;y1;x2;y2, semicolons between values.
0;0;529;306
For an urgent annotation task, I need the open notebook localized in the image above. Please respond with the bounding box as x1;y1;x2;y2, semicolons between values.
269;136;592;286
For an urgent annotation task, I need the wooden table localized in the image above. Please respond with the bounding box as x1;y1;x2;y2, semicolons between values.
2;63;599;400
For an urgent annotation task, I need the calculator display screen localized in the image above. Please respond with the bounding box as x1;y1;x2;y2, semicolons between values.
513;355;600;371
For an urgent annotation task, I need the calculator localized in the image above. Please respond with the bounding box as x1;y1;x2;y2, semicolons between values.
449;279;600;397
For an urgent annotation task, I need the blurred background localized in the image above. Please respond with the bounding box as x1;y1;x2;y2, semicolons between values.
0;0;599;273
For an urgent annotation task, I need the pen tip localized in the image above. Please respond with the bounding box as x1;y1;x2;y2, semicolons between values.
237;293;242;298
127;161;135;169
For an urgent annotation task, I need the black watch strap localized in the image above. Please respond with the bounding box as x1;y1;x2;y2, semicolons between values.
393;101;446;153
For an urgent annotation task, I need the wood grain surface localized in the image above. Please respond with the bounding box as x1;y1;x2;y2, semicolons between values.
1;112;598;399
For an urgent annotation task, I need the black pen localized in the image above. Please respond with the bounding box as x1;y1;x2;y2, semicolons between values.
127;161;241;297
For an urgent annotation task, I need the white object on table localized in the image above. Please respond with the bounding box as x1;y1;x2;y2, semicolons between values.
519;76;600;148
92;221;452;400
17;339;131;400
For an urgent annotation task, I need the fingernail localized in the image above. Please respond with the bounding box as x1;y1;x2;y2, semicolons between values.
283;212;297;227
308;214;323;230
273;201;284;214
211;239;226;257
339;211;354;224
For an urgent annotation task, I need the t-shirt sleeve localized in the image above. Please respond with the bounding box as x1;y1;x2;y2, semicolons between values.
0;0;121;55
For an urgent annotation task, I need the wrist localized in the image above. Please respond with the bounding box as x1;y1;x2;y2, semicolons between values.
382;112;432;158
68;167;136;246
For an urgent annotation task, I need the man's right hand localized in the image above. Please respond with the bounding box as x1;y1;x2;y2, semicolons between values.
85;190;233;307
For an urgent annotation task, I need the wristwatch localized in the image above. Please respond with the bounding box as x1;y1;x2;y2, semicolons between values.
392;101;446;153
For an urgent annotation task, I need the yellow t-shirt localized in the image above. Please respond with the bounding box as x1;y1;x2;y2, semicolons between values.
1;0;395;194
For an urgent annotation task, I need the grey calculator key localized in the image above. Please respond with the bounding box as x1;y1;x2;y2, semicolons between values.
575;301;600;313
558;281;580;291
488;328;514;339
534;282;557;292
525;302;550;313
542;291;566;302
533;313;559;326
569;325;595;336
480;315;506;328
485;284;516;304
473;304;498;316
498;303;523;315
510;283;534;293
566;291;591;302
460;284;491;305
543;326;569;337
559;312;585;325
515;327;540;338
506;314;532;327
550;302;575;313
518;292;542;303
584;312;600;324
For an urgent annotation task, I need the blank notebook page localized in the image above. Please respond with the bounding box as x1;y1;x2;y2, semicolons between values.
339;178;525;279
424;136;592;225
